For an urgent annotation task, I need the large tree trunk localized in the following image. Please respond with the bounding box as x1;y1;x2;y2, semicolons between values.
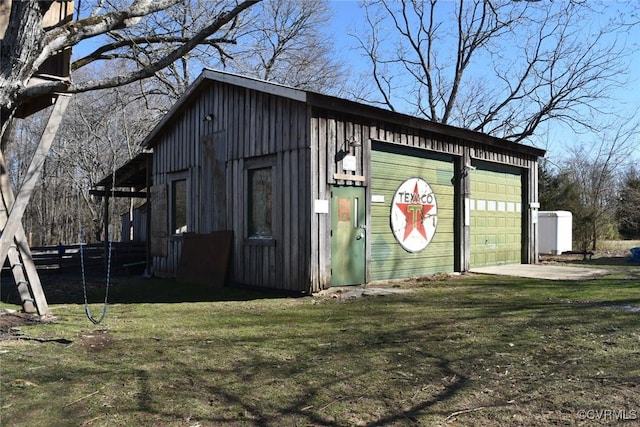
1;0;260;141
0;1;48;136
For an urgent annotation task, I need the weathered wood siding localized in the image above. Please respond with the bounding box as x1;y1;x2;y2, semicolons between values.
309;111;372;292
148;72;542;291
151;81;311;291
150;80;211;277
309;109;541;290
225;88;311;292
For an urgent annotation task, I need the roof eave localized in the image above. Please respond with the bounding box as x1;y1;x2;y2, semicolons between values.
141;68;546;159
141;69;307;149
306;92;546;158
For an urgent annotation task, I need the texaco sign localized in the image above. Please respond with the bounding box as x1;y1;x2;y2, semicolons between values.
390;178;438;253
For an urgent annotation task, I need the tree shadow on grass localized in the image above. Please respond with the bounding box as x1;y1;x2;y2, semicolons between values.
97;331;469;426
6;278;640;426
1;272;294;306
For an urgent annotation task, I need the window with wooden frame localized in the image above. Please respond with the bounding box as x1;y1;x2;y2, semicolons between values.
245;156;275;243
170;175;188;235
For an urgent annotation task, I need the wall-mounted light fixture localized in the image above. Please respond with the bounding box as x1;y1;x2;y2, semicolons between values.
347;135;361;148
335;135;362;163
203;113;214;122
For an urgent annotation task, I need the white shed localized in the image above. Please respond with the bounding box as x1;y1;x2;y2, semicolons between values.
538;211;572;255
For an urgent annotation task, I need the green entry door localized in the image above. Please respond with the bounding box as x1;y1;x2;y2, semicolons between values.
331;186;366;286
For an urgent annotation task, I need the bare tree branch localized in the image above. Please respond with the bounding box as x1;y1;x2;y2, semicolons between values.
20;1;260;98
0;0;261;141
71;36;236;71
355;0;636;142
226;0;345;93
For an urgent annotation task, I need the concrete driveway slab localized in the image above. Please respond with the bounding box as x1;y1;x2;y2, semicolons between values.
470;264;609;280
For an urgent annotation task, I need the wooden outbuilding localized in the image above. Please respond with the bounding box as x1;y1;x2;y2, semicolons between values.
140;69;545;293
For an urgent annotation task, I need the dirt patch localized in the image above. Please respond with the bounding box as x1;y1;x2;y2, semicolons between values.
604;304;640;312
470;263;610;280
0;313;112;348
0;311;45;336
79;329;113;352
316;286;415;300
0;310;68;345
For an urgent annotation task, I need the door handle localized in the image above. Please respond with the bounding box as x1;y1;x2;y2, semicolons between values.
356;233;364;240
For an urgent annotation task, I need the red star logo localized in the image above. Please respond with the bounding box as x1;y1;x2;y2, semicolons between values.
395;182;434;241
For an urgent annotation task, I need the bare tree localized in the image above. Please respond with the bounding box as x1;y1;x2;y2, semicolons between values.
74;0;247;103
0;0;261;140
617;166;640;240
551;117;639;251
108;0;348;108
54;81;152;242
353;0;636;142
227;0;346;93
2;0;352;248
4;71;157;244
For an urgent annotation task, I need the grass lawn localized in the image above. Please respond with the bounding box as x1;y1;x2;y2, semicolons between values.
1;266;640;426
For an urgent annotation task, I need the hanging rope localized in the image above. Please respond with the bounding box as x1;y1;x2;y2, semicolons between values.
80;166;116;325
80;228;112;324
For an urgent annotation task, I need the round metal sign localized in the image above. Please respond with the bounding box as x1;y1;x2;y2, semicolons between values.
390;177;438;253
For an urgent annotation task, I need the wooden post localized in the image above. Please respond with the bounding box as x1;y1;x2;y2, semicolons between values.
0;177;48;314
462;149;471;272
455;147;472;273
0;151;35;312
0;94;70;265
0;94;70;314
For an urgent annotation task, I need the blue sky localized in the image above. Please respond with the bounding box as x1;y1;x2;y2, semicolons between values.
70;0;638;165
326;0;640;166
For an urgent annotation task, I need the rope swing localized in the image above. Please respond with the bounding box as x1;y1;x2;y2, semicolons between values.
79;166;116;325
79;227;113;325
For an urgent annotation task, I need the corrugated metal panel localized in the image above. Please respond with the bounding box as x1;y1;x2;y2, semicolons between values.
470;166;522;266
370;144;455;280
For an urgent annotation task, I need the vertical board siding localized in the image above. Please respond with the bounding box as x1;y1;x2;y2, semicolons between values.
149;75;541;290
221;82;309;292
151;81;311;291
151;86;217;276
310;116;329;292
369;147;455;280
309;112;373;291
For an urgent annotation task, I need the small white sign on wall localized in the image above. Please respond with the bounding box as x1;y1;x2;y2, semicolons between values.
464;197;470;226
314;199;329;214
342;155;357;171
371;195;385;203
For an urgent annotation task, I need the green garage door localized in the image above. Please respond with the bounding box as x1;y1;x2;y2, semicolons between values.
370;144;455;281
470;165;522;267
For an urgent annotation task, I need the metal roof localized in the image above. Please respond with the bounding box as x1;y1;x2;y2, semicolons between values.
140;68;546;158
92;151;152;198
